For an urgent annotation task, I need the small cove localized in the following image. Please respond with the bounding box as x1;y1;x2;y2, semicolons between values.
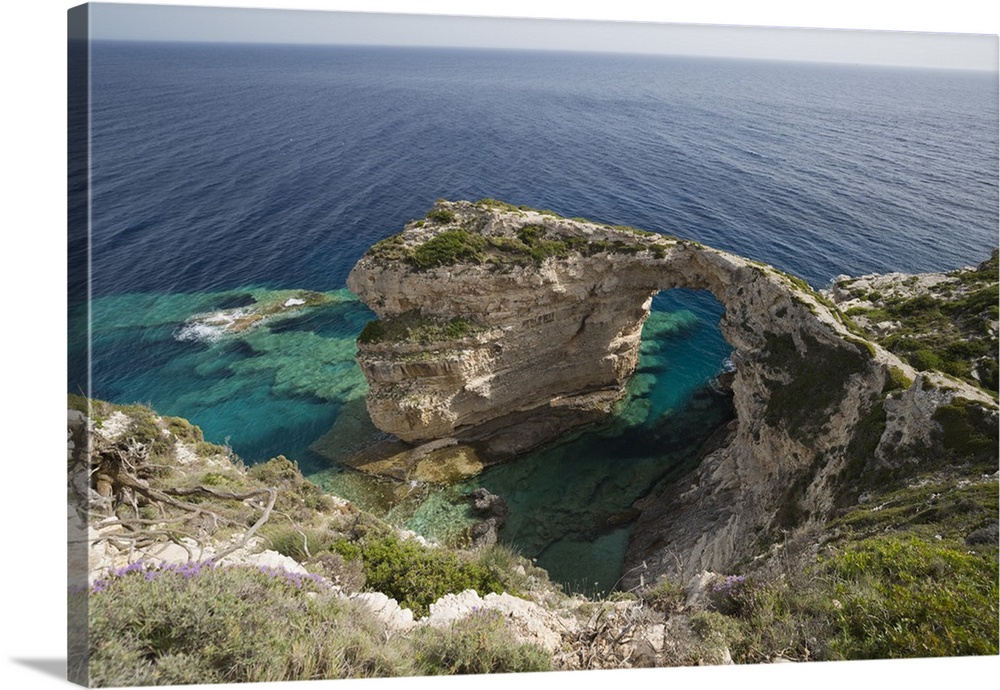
86;286;734;595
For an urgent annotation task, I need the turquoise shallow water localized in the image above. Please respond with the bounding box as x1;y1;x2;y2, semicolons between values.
88;287;373;474
401;290;735;595
88;284;733;595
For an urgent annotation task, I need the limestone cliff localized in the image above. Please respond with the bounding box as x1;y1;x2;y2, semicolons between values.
347;199;998;582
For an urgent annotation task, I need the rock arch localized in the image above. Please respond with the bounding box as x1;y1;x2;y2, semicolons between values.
346;199;988;580
347;200;875;456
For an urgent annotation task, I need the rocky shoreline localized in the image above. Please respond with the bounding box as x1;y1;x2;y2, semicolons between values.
71;202;999;682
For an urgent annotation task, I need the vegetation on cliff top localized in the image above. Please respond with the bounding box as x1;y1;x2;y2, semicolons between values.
363;201;671;270
838;249;999;394
88;562;550;686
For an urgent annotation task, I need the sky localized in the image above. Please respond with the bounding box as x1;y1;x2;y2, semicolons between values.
1;3;999;690
79;1;999;71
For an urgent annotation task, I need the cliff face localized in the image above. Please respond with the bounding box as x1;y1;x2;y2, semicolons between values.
347;200;998;581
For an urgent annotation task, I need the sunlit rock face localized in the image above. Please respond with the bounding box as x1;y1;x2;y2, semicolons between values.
347;200;996;580
348;200;863;454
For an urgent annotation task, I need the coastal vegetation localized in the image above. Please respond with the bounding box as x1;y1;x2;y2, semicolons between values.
75;397;555;684
89;562;550;686
362;201;672;272
837;249;998;394
76;376;998;684
761;332;869;442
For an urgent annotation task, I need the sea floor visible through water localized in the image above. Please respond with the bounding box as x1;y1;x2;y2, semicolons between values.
85;286;733;595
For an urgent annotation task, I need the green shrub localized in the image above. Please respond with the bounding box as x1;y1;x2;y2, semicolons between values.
909;348;944;371
163;415;205;445
248;455;305;484
333;534;506;617
931;397;999;463
473;543;546;593
357;320;387;344
715;575;833;663
426;207;457;224
832;399;891;506
410;230;486;269
763;333;868;442
246;455;336;516
475;198;522;212
357;312;482;345
68;393;90;416
412;609;552;674
689;610;741;649
641;578;686;613
883;366;913;393
367;233;411;262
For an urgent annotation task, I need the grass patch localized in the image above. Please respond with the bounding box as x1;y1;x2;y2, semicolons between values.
832;479;998;544
824;535;998;659
693;515;999;663
261;525;339;563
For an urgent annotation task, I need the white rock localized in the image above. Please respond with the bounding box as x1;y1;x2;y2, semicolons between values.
351;592;416;631
223;548;309;575
424;589;570;652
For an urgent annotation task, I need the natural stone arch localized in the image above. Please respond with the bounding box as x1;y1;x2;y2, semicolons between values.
346;200;858;457
346;199;992;581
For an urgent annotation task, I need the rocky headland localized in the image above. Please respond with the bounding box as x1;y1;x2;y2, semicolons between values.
346;199;997;582
72;201;999;683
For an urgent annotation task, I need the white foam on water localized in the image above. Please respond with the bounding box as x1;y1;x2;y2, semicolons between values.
175;308;250;342
175;321;227;342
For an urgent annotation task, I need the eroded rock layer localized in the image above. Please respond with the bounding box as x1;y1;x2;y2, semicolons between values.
347;200;998;580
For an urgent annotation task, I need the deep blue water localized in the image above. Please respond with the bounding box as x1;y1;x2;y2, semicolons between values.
78;41;998;593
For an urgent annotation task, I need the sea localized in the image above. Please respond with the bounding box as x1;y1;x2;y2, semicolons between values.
71;41;999;595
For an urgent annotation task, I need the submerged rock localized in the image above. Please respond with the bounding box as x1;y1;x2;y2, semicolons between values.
176;289;333;340
469;487;509;520
467;487;509;548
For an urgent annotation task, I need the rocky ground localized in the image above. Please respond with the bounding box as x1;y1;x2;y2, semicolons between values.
69;397;753;679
